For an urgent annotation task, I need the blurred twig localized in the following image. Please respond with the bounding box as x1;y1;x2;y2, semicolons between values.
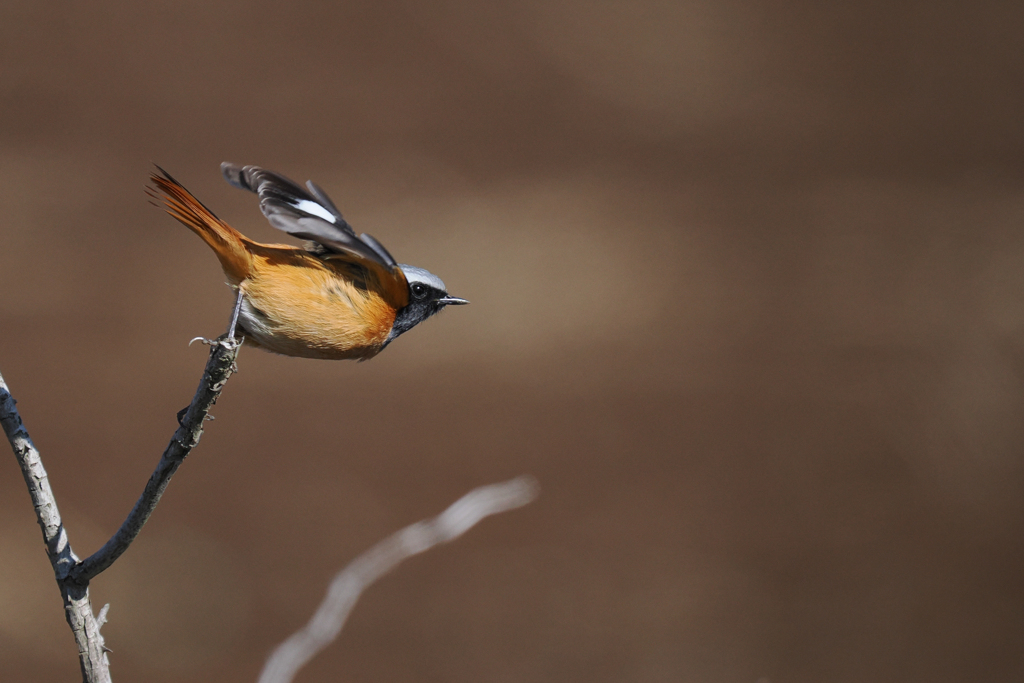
0;336;241;683
257;476;539;683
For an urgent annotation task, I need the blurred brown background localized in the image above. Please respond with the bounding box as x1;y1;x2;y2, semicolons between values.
2;2;1023;681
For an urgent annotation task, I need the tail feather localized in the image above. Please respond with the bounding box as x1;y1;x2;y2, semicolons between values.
149;168;253;283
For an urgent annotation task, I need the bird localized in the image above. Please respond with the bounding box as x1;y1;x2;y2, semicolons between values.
149;163;468;360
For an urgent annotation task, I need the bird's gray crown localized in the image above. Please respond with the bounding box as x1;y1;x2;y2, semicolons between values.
398;264;448;292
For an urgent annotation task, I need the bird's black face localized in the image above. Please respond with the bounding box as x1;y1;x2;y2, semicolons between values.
409;280;468;310
384;269;468;346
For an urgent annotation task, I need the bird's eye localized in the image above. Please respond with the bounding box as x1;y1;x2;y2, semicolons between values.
411;283;428;300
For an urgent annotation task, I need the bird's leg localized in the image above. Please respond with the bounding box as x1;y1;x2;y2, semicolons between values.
226;287;244;340
188;288;245;350
180;289;244;418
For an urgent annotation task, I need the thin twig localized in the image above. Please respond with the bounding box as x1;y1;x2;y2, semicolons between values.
257;476;539;683
67;337;241;585
0;335;241;682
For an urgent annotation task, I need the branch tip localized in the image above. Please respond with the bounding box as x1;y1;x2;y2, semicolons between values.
257;475;537;683
97;603;110;627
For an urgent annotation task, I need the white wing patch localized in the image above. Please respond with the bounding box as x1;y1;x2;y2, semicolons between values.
292;199;338;224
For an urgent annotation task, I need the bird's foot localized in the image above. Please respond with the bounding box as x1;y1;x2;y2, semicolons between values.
188;334;243;351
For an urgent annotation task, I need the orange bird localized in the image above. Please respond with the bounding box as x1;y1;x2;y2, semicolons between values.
150;164;467;360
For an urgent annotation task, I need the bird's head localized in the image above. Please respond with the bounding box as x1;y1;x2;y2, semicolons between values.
386;265;468;344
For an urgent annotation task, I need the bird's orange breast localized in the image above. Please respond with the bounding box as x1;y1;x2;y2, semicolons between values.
237;245;401;360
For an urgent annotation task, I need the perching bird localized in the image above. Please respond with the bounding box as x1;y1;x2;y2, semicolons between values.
149;163;468;360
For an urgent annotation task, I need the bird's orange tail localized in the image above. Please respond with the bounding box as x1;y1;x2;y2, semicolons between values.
149;168;253;283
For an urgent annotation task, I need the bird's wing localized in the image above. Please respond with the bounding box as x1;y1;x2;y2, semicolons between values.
221;163;399;270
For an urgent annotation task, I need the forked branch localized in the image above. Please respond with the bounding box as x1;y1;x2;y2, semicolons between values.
0;335;241;683
67;337;241;585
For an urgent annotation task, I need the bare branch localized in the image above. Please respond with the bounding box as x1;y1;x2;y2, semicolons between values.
0;370;110;682
67;337;241;585
1;335;241;682
257;476;539;683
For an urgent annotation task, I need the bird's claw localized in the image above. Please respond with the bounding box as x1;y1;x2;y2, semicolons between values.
188;335;243;350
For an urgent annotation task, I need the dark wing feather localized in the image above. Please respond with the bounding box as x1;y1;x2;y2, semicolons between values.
357;232;398;267
220;163;397;268
305;180;345;220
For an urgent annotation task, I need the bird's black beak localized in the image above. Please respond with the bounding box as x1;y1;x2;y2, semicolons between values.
437;296;469;306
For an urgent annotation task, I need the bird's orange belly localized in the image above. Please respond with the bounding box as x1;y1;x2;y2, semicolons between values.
235;264;397;360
